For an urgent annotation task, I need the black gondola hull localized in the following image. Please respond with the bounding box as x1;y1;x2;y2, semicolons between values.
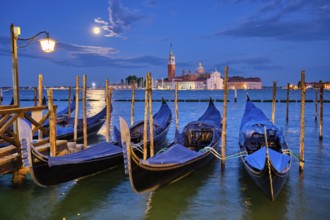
130;151;216;193
29;147;123;186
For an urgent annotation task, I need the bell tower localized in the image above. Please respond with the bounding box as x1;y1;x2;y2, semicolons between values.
168;43;175;81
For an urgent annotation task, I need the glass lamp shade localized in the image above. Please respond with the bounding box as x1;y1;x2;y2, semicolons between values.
39;37;56;52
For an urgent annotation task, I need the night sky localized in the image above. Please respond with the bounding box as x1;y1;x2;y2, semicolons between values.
0;0;329;87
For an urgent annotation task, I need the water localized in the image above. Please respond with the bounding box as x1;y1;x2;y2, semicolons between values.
0;88;329;220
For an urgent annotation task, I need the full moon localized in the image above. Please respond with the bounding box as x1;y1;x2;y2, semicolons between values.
93;27;101;34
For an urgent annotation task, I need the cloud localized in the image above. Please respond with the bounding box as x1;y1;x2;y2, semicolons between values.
57;42;118;56
0;36;165;69
216;0;330;41
95;0;149;38
50;52;165;69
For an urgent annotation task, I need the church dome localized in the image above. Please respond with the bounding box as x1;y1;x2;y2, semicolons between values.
196;62;205;74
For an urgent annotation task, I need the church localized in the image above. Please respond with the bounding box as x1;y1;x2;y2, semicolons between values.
156;45;224;90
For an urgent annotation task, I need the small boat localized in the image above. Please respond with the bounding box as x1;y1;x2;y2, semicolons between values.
119;98;221;193
114;98;172;148
26;100;172;186
239;96;292;201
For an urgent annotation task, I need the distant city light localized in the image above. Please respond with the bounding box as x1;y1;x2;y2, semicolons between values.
92;82;96;89
92;27;101;34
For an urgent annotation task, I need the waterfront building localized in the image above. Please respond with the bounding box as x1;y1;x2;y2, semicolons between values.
228;76;262;90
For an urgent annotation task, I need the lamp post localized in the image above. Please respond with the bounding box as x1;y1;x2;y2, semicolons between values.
10;24;56;107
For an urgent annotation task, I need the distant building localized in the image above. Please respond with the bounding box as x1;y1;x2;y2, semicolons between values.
228;76;262;90
305;81;330;90
156;45;262;90
206;70;223;90
110;83;135;90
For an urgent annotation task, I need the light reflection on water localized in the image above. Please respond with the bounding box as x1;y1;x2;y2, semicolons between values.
0;88;330;219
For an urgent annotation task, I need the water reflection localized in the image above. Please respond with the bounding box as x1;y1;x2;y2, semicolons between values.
50;168;126;219
143;162;216;220
238;164;288;220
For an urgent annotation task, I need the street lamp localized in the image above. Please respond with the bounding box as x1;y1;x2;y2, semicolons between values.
10;24;56;107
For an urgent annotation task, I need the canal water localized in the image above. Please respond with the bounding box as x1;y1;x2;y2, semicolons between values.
0;88;329;220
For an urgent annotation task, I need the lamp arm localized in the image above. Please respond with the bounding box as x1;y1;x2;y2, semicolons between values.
15;31;50;49
17;31;50;41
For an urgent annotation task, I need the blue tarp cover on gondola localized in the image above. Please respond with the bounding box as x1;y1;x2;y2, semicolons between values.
141;144;202;165
240;101;273;130
198;99;221;127
239;100;278;146
114;100;171;146
48;142;122;166
245;147;291;172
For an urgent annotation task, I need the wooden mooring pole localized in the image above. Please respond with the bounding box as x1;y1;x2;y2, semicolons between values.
149;73;154;157
47;89;57;156
74;75;79;142
221;66;228;170
33;87;37;106
105;79;110;142
38;74;43;106
234;88;237;103
11;24;20;107
286;83;290;122
131;80;135;126
319;80;323;141
83;75;87;149
315;89;318;122
271;81;277;124
38;74;43;140
175;81;179;130
143;73;150;160
299;71;306;172
109;86;113;141
68;86;72;116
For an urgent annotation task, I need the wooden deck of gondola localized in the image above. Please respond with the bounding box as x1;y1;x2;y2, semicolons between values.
0;139;68;175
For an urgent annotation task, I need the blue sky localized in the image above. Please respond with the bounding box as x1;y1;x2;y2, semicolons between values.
0;0;329;87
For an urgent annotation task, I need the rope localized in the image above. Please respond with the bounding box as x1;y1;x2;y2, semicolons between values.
131;143;143;153
283;149;303;162
202;147;247;161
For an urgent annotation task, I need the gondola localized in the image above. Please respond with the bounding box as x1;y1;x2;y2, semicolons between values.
43;100;76;126
114;97;172;148
27;140;124;186
35;106;106;141
26;99;172;186
55;106;107;141
119;98;221;193
239;96;292;201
